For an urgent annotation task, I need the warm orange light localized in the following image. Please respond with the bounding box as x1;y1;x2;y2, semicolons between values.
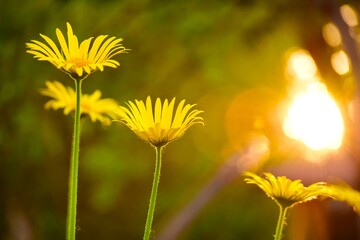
340;4;359;27
331;50;351;75
283;82;344;151
322;23;342;47
286;49;317;81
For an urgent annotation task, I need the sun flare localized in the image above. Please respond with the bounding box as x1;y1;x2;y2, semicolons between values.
286;49;317;81
283;82;344;151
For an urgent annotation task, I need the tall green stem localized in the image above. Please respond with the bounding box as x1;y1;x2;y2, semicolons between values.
274;205;288;240
143;146;163;240
66;79;82;240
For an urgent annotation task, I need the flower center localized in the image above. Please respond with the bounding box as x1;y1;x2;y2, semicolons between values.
68;58;92;68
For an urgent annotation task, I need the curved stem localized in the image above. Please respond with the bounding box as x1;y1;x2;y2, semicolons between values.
274;205;288;240
143;146;163;240
66;79;82;240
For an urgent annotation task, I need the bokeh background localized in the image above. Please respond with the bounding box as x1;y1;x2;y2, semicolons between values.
1;0;360;239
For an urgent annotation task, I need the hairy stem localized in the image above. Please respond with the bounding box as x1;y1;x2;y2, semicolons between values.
274;205;288;240
143;146;163;240
66;79;82;240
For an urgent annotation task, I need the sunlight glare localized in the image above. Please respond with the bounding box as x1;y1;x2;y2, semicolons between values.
283;82;344;151
340;4;359;27
322;23;342;47
331;50;350;75
287;49;317;81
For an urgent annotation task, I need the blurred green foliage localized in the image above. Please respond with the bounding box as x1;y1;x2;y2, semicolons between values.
1;0;360;239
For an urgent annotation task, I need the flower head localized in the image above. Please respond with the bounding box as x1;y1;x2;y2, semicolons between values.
26;22;128;80
325;184;360;213
117;96;204;147
244;172;327;208
40;81;120;125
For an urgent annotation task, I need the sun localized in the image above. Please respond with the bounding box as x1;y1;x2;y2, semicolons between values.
283;82;344;151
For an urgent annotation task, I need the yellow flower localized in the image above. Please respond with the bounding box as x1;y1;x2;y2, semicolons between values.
325;184;360;213
40;81;120;125
244;172;327;208
26;22;128;80
118;96;204;147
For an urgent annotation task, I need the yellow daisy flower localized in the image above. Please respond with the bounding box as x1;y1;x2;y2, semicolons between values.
243;172;327;208
26;22;128;80
40;81;120;125
244;172;360;240
118;96;204;147
325;184;360;213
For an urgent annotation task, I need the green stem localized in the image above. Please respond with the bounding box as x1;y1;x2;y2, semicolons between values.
66;79;82;240
274;205;288;240
143;146;163;240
